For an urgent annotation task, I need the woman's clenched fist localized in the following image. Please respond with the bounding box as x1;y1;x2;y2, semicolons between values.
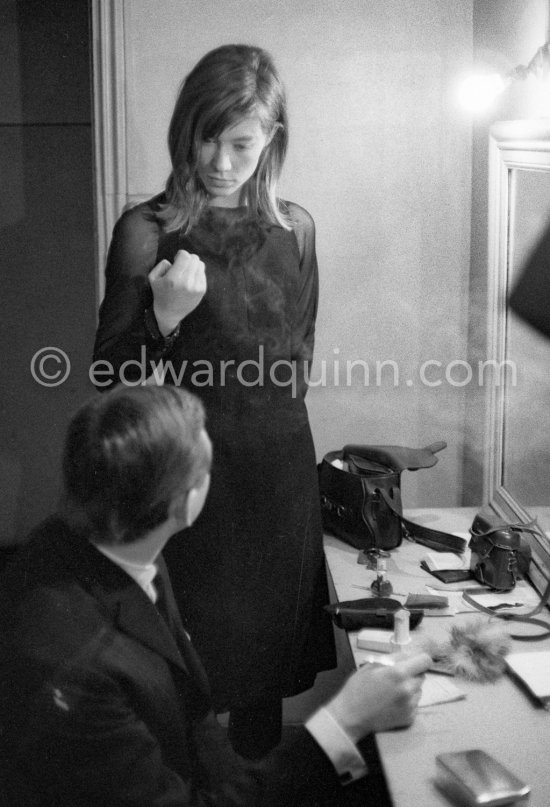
149;250;207;335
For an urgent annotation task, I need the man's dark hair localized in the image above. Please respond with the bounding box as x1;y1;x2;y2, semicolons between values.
63;385;206;544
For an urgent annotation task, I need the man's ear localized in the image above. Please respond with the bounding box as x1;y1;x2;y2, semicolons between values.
170;493;188;527
185;487;202;527
172;473;211;528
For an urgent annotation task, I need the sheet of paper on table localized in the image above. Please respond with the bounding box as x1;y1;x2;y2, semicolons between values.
419;674;465;708
506;651;550;708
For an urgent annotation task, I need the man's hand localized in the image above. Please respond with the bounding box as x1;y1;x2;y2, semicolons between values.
325;652;431;744
149;250;207;336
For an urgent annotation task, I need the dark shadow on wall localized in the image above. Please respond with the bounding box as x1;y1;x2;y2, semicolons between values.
0;0;97;551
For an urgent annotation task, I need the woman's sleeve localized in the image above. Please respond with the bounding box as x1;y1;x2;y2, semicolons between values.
92;206;179;390
289;204;319;397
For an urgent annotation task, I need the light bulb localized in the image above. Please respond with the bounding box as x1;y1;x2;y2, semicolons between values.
457;73;508;113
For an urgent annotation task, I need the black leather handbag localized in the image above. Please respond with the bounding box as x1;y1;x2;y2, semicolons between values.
318;441;467;553
462;509;550;641
468;509;532;591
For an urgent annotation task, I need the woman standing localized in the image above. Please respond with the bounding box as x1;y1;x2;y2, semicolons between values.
93;44;336;759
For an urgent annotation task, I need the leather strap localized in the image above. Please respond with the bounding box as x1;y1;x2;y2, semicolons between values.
379;488;468;554
462;578;550;641
470;520;539;539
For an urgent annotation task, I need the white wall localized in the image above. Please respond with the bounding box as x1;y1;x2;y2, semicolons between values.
115;0;473;506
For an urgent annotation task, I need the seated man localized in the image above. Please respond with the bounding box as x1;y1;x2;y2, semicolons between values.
0;385;430;806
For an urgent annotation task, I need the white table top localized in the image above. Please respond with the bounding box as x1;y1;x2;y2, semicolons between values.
324;508;550;807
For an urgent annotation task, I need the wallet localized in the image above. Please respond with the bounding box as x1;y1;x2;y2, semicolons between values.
420;563;474;584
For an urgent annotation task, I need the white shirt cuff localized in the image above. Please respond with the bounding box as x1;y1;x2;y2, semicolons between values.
305;707;368;784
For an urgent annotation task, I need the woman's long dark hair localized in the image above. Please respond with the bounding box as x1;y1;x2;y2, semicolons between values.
158;44;290;233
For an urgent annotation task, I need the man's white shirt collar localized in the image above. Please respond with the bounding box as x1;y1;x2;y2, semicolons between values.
96;544;159;603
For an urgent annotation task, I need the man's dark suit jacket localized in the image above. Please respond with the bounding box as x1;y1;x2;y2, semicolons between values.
0;516;343;806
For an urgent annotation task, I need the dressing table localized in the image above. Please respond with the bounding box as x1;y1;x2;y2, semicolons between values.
324;506;550;807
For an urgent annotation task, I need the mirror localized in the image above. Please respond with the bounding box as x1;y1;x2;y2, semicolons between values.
486;119;550;594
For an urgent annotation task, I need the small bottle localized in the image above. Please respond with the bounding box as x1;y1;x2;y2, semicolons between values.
391;608;412;654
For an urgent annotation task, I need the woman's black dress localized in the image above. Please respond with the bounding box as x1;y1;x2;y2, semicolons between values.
93;196;336;710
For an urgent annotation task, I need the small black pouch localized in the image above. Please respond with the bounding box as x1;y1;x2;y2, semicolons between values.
324;597;424;631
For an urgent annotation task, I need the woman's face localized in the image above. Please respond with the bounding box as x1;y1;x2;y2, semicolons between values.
197;114;271;207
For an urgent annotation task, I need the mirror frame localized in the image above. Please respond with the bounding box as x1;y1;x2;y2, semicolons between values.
91;0;128;306
486;118;550;595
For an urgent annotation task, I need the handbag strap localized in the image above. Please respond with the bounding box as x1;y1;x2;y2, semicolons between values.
462;579;550;641
470;519;539;542
379;488;468;554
